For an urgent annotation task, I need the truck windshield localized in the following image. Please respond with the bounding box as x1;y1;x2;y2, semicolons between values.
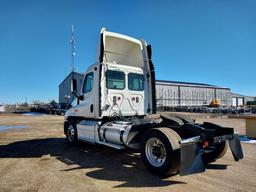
106;70;125;90
128;73;144;91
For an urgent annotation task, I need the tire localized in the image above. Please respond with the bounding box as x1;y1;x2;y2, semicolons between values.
141;127;181;176
65;121;78;145
203;141;228;163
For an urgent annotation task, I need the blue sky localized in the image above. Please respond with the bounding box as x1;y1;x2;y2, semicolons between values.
0;0;255;104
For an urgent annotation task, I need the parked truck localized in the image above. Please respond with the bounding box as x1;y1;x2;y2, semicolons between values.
64;28;243;176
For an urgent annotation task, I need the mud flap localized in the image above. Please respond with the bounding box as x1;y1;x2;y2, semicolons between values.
229;134;243;161
179;136;205;176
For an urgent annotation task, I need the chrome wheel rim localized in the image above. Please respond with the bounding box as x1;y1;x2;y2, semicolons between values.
67;125;75;142
145;137;166;167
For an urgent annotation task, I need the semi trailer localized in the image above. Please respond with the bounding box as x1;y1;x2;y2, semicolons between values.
64;28;243;176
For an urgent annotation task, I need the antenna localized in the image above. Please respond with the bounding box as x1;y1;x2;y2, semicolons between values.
70;25;75;72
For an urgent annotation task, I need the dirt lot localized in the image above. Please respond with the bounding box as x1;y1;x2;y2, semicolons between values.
0;113;255;192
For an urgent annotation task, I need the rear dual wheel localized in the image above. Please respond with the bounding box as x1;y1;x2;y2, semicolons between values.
141;128;181;176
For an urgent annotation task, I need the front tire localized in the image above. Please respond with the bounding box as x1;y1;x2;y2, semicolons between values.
141;128;181;176
65;121;78;145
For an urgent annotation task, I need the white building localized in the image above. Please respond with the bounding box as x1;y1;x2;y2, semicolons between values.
231;93;256;107
0;104;5;112
155;80;231;107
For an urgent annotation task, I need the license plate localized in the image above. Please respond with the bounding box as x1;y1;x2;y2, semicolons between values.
213;134;234;143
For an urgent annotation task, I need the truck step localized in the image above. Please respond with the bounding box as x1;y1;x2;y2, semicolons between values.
96;141;125;150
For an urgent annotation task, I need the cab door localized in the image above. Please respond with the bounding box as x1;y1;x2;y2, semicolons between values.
76;71;96;140
75;71;95;118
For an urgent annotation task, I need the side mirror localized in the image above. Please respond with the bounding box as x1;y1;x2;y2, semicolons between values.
71;79;83;104
71;79;77;95
78;95;84;101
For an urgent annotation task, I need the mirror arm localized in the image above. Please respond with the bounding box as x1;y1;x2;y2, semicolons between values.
71;92;79;98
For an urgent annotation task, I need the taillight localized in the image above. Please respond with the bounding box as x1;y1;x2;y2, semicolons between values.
203;141;209;148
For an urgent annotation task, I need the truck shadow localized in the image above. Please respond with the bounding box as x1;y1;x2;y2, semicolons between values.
0;138;186;188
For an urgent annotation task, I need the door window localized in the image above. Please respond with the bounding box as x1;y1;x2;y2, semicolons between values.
83;72;94;93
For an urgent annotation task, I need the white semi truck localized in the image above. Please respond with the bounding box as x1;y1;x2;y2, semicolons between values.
64;28;243;176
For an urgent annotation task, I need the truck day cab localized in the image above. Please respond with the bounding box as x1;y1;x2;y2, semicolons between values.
64;28;243;176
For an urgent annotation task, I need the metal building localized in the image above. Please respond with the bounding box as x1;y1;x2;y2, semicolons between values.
231;93;256;107
155;80;231;108
59;72;84;105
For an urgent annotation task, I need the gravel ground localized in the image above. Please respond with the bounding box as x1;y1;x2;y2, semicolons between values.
0;113;255;192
